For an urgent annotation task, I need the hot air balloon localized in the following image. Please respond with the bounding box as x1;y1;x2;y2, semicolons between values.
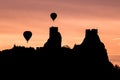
23;31;32;43
50;12;57;21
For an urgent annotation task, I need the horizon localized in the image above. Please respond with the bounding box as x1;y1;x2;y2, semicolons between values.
0;0;120;66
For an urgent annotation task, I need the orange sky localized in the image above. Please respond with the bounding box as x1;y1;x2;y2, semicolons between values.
0;0;120;65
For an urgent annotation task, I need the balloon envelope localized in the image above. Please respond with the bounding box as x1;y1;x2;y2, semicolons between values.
23;31;32;43
50;12;57;21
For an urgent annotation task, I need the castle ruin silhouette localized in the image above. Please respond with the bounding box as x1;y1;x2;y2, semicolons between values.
0;26;120;79
44;26;62;49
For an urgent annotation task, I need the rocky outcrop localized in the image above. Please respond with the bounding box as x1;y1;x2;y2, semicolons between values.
44;26;62;49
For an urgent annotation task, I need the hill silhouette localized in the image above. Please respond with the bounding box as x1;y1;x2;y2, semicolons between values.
0;26;120;79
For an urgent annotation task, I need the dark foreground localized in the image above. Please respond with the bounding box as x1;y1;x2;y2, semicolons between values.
0;27;120;79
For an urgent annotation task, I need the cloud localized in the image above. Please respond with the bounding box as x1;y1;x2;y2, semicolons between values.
109;54;120;65
112;38;120;40
0;0;120;20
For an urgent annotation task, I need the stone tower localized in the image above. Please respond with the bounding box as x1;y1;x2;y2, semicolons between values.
44;26;62;49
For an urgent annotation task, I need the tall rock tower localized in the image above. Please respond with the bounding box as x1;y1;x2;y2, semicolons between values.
44;26;62;49
72;29;114;79
73;29;113;66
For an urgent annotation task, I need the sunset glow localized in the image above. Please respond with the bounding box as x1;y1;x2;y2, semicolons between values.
0;0;120;65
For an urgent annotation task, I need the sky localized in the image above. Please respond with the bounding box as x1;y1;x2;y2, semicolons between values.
0;0;120;65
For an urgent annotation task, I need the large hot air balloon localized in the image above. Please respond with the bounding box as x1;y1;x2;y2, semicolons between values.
50;12;57;21
23;31;32;43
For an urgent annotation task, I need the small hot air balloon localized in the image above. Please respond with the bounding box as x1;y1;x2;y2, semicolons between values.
50;12;57;21
23;31;32;43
